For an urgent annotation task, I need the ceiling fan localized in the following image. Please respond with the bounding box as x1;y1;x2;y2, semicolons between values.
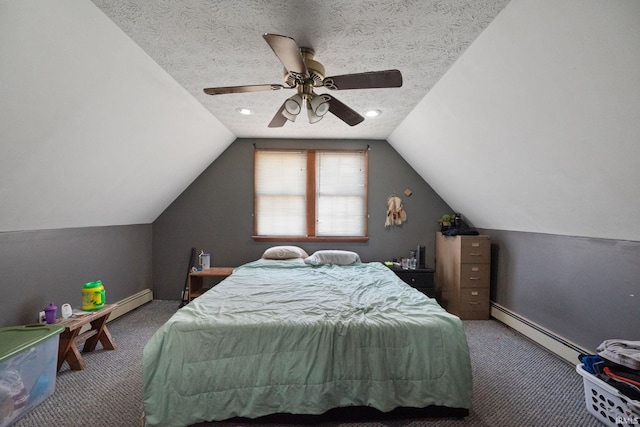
203;33;403;127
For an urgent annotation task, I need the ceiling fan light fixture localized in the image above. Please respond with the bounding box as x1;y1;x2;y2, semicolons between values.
309;94;330;117
203;34;403;128
284;94;302;115
307;107;324;124
281;108;298;122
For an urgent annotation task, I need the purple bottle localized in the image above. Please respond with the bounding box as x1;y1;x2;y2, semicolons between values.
44;303;57;324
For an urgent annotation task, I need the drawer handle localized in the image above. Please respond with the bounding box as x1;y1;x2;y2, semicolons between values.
471;267;479;272
469;277;480;280
468;301;480;305
471;291;479;296
471;243;480;247
470;252;482;256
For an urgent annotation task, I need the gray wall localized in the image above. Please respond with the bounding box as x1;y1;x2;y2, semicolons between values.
0;225;152;327
487;229;640;352
3;138;636;354
152;138;452;300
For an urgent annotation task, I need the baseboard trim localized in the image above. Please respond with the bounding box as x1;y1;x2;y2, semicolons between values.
490;302;589;364
109;289;153;322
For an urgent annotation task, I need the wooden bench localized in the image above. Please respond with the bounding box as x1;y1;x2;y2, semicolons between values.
56;303;117;371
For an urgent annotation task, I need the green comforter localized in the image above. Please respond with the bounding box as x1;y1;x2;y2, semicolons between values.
143;260;472;426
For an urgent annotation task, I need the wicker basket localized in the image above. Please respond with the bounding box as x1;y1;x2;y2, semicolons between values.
577;364;640;426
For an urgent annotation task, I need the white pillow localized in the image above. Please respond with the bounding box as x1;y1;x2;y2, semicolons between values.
261;246;309;260
304;250;361;266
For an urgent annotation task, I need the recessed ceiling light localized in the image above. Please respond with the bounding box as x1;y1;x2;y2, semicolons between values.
236;107;253;115
364;109;381;117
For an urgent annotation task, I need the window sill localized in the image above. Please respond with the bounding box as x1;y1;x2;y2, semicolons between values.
252;236;369;243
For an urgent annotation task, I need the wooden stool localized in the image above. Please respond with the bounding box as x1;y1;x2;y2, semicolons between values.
56;303;118;371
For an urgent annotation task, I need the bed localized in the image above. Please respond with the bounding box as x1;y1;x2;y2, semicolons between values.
143;249;472;427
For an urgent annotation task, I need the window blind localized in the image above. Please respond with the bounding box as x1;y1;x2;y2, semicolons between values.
254;150;307;236
316;151;367;236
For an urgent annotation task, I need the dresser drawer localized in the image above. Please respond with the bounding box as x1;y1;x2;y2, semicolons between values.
395;270;434;288
459;288;489;312
460;238;491;264
458;309;490;320
459;263;490;288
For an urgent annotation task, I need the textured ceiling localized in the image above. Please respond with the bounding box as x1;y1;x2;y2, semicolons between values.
91;0;509;139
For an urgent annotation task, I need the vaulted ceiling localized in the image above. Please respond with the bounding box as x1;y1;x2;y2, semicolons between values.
1;0;639;241
90;0;509;139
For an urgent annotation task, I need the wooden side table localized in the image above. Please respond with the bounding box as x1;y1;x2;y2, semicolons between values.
188;267;234;302
56;303;118;371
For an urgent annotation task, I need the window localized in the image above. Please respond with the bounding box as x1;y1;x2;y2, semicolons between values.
254;148;368;242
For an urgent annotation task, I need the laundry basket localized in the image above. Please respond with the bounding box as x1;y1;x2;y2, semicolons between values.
576;363;640;426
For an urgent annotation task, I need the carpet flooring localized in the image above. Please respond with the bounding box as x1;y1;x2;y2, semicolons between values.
12;300;600;427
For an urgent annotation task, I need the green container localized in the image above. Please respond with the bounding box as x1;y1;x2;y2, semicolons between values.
82;280;105;311
0;324;63;427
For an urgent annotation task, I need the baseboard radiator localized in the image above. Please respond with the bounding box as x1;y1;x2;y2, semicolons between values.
108;288;153;322
490;302;590;364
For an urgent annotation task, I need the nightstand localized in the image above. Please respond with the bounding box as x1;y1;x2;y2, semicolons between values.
188;267;234;301
389;267;435;298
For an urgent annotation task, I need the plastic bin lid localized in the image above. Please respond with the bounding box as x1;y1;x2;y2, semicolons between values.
0;324;64;363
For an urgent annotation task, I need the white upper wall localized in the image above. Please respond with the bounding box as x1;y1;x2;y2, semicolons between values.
0;0;234;232
390;0;640;242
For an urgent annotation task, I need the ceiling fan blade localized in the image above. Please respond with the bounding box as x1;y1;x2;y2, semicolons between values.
323;69;403;90
268;101;288;128
263;33;308;78
203;84;287;95
326;95;365;126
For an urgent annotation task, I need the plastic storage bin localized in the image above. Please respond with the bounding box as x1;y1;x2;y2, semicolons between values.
0;324;63;427
576;363;640;427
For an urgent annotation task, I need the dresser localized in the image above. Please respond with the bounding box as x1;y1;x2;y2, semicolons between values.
435;233;491;320
390;267;435;298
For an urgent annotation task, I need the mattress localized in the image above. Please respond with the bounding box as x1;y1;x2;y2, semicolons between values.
143;259;472;426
